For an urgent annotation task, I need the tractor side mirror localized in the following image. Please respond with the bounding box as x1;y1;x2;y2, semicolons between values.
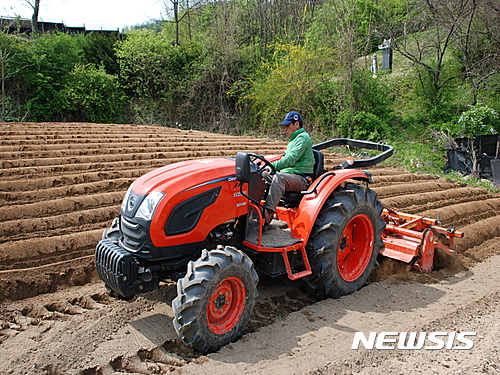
235;152;251;182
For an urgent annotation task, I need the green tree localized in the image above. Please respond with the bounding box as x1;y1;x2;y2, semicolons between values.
116;29;201;124
443;104;499;138
238;43;335;132
0;32;29;121
21;32;84;121
455;1;500;104
182;0;255;128
163;0;207;45
21;0;41;35
377;0;485;121
60;63;125;123
82;32;120;75
303;0;395;137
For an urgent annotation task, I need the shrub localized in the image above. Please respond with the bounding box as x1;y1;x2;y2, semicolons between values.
442;104;499;138
23;32;84;121
61;64;125;123
352;111;390;141
237;43;335;133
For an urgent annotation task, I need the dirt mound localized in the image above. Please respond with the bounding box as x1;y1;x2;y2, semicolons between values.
1;122;499;375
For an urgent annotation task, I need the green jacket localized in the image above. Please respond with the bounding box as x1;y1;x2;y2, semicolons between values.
272;128;315;175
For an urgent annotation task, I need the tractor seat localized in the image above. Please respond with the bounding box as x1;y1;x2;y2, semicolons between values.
280;149;325;208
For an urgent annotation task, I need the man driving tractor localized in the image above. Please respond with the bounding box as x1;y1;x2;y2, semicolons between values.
264;111;315;225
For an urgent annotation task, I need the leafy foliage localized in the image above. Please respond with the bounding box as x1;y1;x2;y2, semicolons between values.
0;32;30;121
81;32;120;75
22;32;83;121
60;64;124;123
237;43;336;132
115;29;202;124
442;105;500;138
116;30;199;100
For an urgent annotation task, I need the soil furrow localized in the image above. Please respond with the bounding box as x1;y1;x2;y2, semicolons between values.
0;192;124;222
0;256;97;302
380;187;493;212
0;229;102;268
0;144;286;160
0;206;119;242
371;173;438;185
0;139;286;153
421;198;500;227
453;215;500;253
1;248;96;272
372;180;463;198
0;149;284;177
0;136;278;145
0;179;132;204
0;159;172;179
0;168;152;192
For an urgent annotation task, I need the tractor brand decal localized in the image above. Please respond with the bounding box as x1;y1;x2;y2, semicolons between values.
236;202;247;207
128;196;136;209
351;332;477;350
185;176;235;191
233;190;247;197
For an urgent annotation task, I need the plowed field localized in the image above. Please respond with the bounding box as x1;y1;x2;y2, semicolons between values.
1;122;499;375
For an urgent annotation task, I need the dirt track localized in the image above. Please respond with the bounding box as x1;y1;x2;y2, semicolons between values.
1;122;499;375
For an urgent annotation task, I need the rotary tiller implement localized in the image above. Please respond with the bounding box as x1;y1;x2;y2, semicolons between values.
380;208;463;272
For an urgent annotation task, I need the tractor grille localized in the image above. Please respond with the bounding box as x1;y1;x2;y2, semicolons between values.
95;239;139;297
120;216;148;252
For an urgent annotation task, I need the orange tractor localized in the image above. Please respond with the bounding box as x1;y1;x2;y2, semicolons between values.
95;138;462;353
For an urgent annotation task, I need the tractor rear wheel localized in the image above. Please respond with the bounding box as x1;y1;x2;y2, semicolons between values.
303;183;385;299
172;246;258;354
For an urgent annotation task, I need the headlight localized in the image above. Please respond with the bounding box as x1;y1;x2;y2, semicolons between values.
121;183;134;213
135;191;165;221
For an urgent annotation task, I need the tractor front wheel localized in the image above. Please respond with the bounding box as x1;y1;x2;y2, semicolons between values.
102;217;120;244
172;246;259;354
303;183;385;299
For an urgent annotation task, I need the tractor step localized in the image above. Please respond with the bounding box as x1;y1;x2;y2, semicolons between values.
243;239;312;280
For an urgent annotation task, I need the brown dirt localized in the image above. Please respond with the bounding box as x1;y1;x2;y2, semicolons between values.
1;122;499;375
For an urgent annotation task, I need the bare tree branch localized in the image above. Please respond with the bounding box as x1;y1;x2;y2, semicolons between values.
20;0;40;34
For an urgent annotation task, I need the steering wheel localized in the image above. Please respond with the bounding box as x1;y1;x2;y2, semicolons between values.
246;153;276;180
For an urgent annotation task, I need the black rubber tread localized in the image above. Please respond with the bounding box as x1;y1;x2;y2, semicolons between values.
172;246;259;354
102;217;121;243
303;183;385;299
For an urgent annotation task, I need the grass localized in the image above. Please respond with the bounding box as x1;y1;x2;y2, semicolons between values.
440;170;500;193
383;136;500;193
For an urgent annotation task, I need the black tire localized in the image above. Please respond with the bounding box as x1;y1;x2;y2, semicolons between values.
102;217;120;244
303;183;385;300
172;246;259;354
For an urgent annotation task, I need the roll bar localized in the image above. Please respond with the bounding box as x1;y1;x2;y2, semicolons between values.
313;138;393;169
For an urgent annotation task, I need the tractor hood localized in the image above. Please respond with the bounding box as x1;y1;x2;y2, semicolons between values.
120;157;250;248
132;158;237;196
120;157;242;224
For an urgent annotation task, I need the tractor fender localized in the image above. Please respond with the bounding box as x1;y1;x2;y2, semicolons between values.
290;169;372;242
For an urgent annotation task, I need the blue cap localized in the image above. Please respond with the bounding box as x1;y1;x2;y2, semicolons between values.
280;111;302;125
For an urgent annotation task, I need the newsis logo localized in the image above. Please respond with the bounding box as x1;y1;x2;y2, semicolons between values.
352;332;477;350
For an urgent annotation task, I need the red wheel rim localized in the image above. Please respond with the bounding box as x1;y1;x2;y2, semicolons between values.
206;276;247;334
337;214;374;282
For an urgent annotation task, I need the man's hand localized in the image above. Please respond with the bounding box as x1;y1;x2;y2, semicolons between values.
261;166;274;184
